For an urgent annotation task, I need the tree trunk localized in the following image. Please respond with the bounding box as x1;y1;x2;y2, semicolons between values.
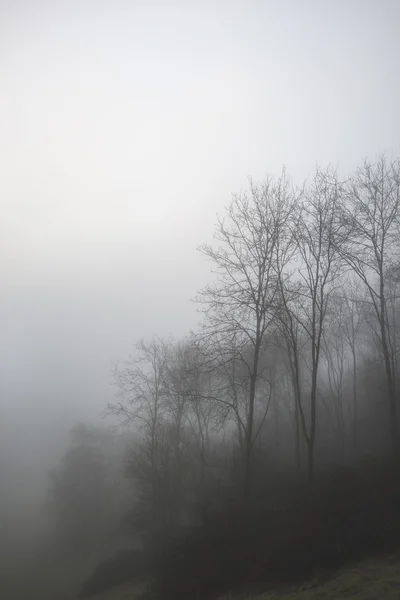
351;345;358;451
379;282;398;457
307;439;314;487
243;339;261;499
294;396;301;470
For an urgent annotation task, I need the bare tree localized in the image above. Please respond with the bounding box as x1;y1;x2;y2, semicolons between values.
196;171;292;497
277;167;345;483
274;195;305;471
162;340;222;525
341;156;400;456
107;337;169;541
168;340;222;521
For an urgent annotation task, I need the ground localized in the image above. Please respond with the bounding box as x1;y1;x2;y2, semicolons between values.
3;551;400;599
221;555;400;600
0;536;139;600
85;555;400;600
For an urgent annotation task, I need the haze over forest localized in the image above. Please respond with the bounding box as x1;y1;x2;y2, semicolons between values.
1;2;400;599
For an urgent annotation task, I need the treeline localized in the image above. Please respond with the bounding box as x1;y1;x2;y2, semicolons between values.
50;155;400;598
103;156;400;545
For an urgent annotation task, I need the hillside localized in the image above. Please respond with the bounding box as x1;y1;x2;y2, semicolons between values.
83;555;400;600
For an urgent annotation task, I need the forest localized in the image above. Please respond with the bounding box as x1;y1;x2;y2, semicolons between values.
46;155;400;600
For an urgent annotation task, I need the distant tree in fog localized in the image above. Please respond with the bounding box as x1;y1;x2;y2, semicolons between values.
48;424;126;553
108;337;220;544
324;278;367;450
108;338;169;544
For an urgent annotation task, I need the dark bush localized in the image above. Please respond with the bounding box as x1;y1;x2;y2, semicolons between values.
152;459;400;600
79;549;151;597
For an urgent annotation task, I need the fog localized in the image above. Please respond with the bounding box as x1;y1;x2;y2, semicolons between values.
1;1;400;598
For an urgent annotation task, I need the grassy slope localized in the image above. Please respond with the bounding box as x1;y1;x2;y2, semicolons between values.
0;538;139;600
81;580;149;600
220;555;400;600
0;551;106;600
86;555;400;600
6;553;399;599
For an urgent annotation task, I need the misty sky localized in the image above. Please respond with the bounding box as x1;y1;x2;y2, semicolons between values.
1;0;400;470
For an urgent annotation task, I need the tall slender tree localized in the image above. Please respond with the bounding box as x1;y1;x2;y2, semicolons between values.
341;157;400;456
277;167;345;483
196;171;293;496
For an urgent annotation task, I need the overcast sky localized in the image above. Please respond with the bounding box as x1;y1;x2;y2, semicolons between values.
1;0;400;469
